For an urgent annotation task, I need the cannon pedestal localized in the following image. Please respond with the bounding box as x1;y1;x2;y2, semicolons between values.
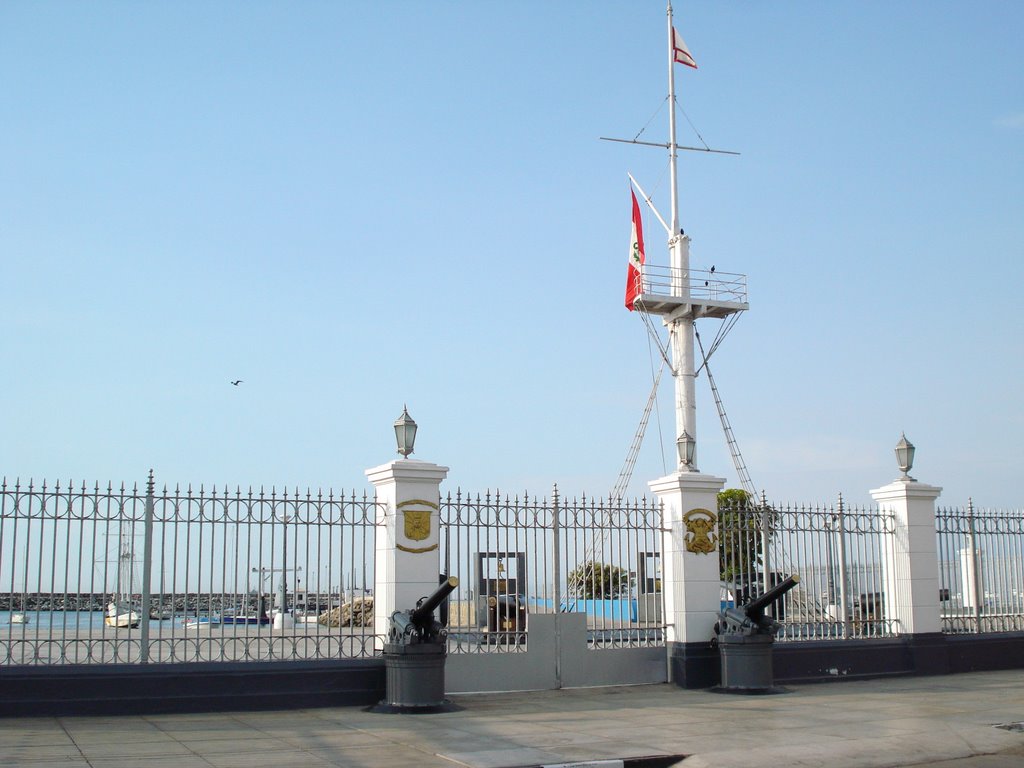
717;632;787;694
374;576;459;713
715;575;800;695
719;633;774;692
381;642;448;710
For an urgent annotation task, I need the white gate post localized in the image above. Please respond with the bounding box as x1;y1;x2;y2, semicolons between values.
870;477;943;636
649;469;726;688
366;459;449;648
869;440;951;673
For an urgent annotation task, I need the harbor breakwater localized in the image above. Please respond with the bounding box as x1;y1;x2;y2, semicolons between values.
0;592;329;616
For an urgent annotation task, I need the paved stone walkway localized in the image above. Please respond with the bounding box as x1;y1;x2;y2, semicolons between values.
0;670;1022;767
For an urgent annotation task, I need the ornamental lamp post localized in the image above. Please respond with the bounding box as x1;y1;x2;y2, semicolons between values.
677;431;696;471
394;406;418;459
895;433;916;481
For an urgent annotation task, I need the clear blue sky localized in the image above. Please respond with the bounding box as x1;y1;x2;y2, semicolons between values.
2;2;1021;508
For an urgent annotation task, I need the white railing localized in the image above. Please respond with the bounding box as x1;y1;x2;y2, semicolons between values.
440;488;666;653
640;265;747;304
1;474;667;665
0;474;383;665
937;502;1024;634
719;496;900;641
5;470;1022;667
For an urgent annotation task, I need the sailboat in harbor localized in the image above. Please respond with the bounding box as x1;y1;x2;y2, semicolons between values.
104;530;140;629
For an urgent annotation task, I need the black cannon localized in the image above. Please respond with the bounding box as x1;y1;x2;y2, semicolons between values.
719;574;800;636
487;594;526;631
716;574;800;694
388;576;458;645
484;593;527;645
378;576;458;712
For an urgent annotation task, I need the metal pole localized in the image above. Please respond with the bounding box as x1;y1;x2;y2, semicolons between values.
665;2;697;470
825;516;836;605
552;484;562;688
140;471;154;663
279;515;288;618
968;499;983;633
760;498;771;601
666;0;679;238
837;494;852;639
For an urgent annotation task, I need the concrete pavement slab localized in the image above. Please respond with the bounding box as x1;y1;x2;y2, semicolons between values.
0;670;1022;767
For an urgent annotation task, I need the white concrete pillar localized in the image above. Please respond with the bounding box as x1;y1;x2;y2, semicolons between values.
649;470;727;645
870;479;943;635
960;545;984;610
366;459;449;645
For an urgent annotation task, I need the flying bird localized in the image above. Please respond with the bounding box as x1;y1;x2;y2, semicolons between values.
230;380;243;386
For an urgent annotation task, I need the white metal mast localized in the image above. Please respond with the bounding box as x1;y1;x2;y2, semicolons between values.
604;3;748;486
622;1;747;477
666;0;698;471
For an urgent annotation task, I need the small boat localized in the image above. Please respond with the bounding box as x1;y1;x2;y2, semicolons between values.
182;615;221;628
293;609;322;624
221;612;270;626
103;530;140;628
10;612;28;624
222;594;271;625
105;600;141;629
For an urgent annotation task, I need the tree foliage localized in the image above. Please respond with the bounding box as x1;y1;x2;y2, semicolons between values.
567;560;630;599
717;488;770;583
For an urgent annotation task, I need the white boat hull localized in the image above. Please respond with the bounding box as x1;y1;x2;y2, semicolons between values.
105;603;140;628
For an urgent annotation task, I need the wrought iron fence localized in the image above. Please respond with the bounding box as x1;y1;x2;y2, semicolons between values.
440;487;666;652
0;473;383;665
719;495;900;641
14;468;1018;669
937;501;1024;634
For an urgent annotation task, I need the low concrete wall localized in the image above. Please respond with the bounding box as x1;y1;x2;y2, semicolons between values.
772;631;1024;685
3;632;1021;716
0;659;385;717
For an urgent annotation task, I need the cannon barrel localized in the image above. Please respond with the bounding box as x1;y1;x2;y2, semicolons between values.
744;574;800;617
411;576;458;628
486;594;523;608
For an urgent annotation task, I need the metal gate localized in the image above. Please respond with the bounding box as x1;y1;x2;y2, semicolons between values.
440;487;666;689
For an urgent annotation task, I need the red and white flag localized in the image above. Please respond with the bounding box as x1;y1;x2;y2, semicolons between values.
625;189;645;311
672;27;698;69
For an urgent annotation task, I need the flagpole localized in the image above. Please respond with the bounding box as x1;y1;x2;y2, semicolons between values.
667;2;679;238
666;1;697;471
628;173;671;236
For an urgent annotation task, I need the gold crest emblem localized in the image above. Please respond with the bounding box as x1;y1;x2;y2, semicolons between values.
683;508;718;554
397;499;438;553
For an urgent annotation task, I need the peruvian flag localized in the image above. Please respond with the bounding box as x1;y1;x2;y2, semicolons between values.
672;27;698;69
625;189;645;311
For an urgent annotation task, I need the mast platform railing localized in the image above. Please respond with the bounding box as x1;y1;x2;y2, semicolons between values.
639;265;747;305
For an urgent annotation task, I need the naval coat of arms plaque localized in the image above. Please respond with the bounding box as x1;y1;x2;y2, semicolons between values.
397;499;438;553
683;508;718;554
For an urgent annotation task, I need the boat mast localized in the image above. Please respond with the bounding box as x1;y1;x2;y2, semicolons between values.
666;0;698;471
